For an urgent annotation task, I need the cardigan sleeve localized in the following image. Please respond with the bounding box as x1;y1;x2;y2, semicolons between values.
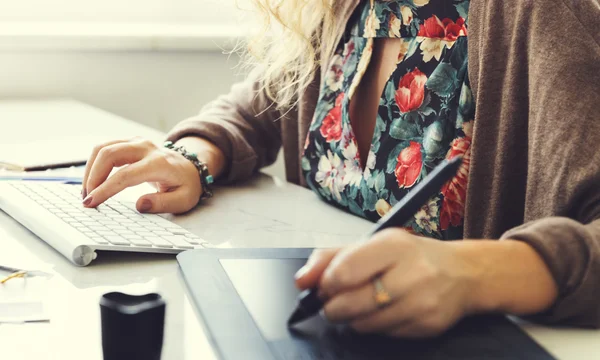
491;0;600;327
166;67;284;183
501;218;600;327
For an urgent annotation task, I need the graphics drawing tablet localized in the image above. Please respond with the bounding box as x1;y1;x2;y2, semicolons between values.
177;248;556;360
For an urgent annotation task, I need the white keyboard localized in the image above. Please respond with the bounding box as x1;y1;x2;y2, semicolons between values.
0;182;210;266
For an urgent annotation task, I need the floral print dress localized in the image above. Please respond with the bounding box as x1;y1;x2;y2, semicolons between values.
301;0;474;240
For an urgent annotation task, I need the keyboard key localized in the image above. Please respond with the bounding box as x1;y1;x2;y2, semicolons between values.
81;208;100;214
120;209;138;215
88;236;109;244
129;238;152;246
129;226;148;232
97;204;112;213
164;223;185;230
81;221;100;226
105;225;126;231
123;234;142;240
97;231;118;237
50;211;67;219
135;220;154;227
145;237;173;248
137;231;156;238
73;215;92;222
145;226;164;232
169;228;188;235
114;229;135;235
152;231;172;237
162;235;194;249
104;236;130;246
89;225;109;232
122;235;151;246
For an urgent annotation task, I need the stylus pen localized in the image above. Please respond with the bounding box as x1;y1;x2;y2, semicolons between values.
287;156;463;327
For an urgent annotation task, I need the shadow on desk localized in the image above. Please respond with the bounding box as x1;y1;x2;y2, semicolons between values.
52;251;179;290
91;251;175;266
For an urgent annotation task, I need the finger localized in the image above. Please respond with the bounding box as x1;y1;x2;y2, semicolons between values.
319;229;415;296
136;189;197;214
349;290;443;335
82;139;128;198
323;266;404;324
294;248;341;290
86;141;153;194
84;159;156;208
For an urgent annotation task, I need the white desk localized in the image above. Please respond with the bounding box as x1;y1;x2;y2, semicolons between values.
0;99;598;360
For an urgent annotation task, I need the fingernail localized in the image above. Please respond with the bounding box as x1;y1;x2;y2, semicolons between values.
82;196;93;206
139;199;152;213
81;188;87;199
294;265;310;280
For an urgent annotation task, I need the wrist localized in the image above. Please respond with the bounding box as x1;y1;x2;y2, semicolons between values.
452;240;558;316
175;136;226;179
165;140;216;201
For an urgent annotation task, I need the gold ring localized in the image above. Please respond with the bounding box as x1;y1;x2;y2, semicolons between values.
373;277;392;308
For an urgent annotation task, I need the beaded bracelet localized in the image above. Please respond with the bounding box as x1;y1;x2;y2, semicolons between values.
163;141;214;201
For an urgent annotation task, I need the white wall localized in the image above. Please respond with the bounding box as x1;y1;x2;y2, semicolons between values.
0;50;245;131
0;0;248;23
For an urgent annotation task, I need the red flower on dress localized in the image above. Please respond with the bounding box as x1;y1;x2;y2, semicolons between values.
395;68;428;113
320;93;344;142
395;141;423;188
439;135;471;230
417;16;467;41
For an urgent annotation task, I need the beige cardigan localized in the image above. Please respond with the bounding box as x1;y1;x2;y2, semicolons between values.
167;0;600;327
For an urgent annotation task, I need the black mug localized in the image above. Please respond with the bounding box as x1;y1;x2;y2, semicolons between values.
100;292;166;360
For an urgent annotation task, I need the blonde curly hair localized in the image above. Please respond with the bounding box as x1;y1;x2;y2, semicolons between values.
243;0;337;109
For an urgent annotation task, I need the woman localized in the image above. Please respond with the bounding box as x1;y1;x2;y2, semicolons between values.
81;0;600;336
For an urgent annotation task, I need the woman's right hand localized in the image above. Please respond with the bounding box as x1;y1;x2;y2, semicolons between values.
81;137;224;214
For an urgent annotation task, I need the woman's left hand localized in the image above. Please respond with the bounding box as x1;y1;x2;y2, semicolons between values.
295;228;480;338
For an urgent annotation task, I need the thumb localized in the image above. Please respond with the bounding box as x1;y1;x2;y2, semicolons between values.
295;248;341;291
136;189;197;214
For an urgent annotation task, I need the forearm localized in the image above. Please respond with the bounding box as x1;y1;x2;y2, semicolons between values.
453;240;559;316
175;136;227;180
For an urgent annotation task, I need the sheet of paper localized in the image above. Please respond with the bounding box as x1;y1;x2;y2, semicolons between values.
0;275;52;323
